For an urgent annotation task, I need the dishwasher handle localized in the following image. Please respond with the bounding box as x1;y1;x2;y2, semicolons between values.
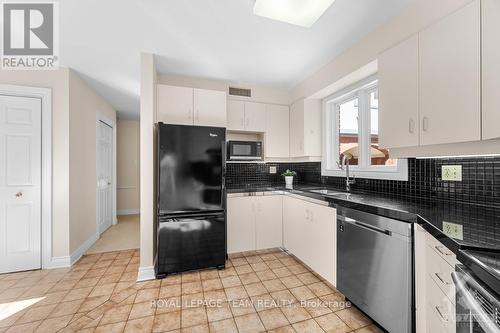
341;216;392;236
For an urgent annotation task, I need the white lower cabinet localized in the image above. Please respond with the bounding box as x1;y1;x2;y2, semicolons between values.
255;195;283;250
229;193;337;286
304;200;337;286
283;196;304;257
415;224;457;333
227;196;255;253
283;196;337;286
227;195;282;253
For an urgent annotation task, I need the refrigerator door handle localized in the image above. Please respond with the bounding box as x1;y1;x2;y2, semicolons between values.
221;140;227;208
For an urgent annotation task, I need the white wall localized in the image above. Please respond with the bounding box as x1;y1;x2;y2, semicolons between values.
68;70;117;254
0;68;117;261
117;119;140;214
139;53;157;280
157;73;291;106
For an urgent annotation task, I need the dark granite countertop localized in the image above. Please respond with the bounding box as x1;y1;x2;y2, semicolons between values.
227;183;500;292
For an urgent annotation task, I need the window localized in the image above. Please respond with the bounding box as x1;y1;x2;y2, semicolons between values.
322;76;408;180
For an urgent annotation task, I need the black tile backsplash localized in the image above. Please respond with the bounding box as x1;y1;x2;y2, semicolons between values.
226;157;500;207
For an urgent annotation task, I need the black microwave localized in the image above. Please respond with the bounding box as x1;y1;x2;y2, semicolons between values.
227;141;263;160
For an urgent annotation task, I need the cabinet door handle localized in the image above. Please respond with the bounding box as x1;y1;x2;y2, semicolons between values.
196;109;199;120
435;272;451;286
435;306;448;322
435;245;452;256
409;119;415;134
240;118;244;127
422;117;429;132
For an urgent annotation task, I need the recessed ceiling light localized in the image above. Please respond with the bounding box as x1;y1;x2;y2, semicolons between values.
253;0;336;28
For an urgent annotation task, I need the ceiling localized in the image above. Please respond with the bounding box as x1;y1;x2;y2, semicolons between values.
59;0;412;118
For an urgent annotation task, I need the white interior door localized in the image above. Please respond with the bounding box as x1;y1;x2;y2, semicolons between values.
0;95;42;273
97;120;113;234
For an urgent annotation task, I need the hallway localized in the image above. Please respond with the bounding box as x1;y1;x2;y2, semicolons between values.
87;215;140;255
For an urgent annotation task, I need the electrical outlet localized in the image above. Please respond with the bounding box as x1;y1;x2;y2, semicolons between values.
269;166;277;174
442;221;464;240
441;165;462;181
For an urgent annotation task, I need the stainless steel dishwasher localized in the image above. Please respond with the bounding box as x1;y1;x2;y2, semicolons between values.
337;206;413;333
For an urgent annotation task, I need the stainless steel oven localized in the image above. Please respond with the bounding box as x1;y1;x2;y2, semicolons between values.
452;265;500;333
227;141;262;160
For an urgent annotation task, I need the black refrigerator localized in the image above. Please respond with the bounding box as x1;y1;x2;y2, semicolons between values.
156;123;226;278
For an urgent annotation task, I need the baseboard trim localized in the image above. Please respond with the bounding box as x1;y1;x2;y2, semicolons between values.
137;266;155;281
117;208;140;216
44;256;71;269
70;232;99;265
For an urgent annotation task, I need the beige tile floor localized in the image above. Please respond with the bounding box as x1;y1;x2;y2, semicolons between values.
86;215;140;254
0;248;382;333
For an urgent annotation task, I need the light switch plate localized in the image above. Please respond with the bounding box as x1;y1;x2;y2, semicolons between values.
442;165;462;181
269;166;277;174
442;221;464;240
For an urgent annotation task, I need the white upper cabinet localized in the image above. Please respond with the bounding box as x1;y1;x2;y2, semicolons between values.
290;99;321;158
245;102;266;132
227;100;266;132
265;104;289;158
290;101;304;157
157;84;227;127
157;85;193;125
227;100;245;131
482;0;500;140
193;88;227;127
419;0;481;146
378;35;419;149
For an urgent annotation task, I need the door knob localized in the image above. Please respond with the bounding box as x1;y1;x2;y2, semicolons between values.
15;192;22;198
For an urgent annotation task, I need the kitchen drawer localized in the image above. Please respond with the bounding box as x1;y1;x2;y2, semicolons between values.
426;274;456;333
425;244;456;304
425;232;457;267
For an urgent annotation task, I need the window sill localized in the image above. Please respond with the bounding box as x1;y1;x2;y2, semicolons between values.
321;160;408;181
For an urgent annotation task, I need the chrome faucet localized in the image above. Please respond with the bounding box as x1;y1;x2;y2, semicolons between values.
338;154;355;192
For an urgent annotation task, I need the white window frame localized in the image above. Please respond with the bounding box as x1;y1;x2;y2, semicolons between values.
321;75;408;181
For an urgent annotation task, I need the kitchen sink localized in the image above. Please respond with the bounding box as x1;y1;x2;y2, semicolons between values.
307;189;348;196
